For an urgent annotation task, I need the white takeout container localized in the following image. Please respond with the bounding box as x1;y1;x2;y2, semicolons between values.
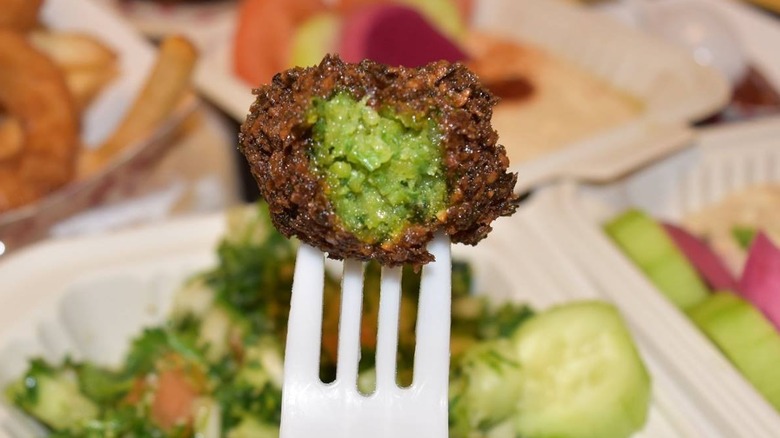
528;116;780;437
0;177;769;436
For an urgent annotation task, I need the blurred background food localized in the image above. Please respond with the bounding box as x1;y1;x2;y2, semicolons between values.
0;0;197;212
0;0;242;254
0;0;777;252
226;0;654;165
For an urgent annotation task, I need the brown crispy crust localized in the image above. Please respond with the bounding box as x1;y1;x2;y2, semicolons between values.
239;55;518;266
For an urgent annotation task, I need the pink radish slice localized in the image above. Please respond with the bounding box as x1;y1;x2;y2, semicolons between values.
739;232;780;331
663;222;738;291
339;4;468;67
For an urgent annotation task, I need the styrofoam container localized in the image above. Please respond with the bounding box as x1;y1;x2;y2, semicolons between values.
536;116;780;437
0;189;765;436
194;0;728;193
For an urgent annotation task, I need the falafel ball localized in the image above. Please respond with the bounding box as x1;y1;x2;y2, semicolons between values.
239;55;518;266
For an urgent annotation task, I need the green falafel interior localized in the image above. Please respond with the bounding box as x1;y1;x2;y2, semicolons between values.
308;92;447;244
239;55;518;265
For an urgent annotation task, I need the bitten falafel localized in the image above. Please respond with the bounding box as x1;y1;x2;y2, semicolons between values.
239;55;518;266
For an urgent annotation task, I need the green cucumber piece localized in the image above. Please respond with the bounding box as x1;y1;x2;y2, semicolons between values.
5;363;98;431
688;292;780;411
450;338;524;435
605;209;709;309
513;301;651;438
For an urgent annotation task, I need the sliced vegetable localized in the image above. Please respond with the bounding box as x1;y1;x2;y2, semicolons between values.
450;338;523;435
233;0;324;86
5;360;99;431
289;12;342;68
688;292;780;411
512;302;651;438
76;363;134;404
151;367;201;430
739;232;780;331
663;222;738;291
339;4;467;67
605;209;709;309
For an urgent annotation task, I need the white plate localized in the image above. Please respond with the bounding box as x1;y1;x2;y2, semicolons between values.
531;116;780;437
193;0;728;192
0;199;749;437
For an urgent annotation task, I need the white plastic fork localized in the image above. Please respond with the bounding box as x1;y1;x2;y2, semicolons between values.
280;232;452;438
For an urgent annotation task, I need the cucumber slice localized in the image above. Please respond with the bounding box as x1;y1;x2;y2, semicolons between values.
6;367;98;431
688;293;780;411
450;338;524;435
513;301;651;438
605;209;709;310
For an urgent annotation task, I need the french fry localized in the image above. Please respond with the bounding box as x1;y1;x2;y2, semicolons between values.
65;67;118;111
31;31;119;111
78;35;198;177
30;31;117;71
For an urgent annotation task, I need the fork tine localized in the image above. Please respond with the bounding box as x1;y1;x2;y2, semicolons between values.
374;265;402;392
283;243;326;384
412;232;451;394
335;259;365;387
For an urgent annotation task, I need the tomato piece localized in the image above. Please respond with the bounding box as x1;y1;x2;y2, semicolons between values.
233;0;326;86
233;0;293;86
151;368;200;431
232;0;473;85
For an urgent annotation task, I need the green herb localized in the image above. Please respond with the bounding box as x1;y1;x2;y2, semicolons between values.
732;226;758;250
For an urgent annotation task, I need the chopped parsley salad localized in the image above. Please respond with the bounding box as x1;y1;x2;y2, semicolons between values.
4;203;650;438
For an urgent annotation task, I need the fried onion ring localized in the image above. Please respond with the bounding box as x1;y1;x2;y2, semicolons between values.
0;29;78;212
0;0;44;32
0;117;23;160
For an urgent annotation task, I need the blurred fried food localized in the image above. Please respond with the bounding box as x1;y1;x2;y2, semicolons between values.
0;0;44;31
78;35;198;177
0;0;198;214
31;31;119;110
0;28;79;212
0;118;23;160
